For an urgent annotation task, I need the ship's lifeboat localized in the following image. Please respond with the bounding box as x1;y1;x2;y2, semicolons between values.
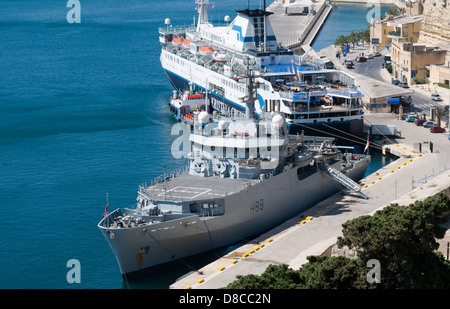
212;51;230;63
172;37;183;47
182;39;191;49
199;45;214;56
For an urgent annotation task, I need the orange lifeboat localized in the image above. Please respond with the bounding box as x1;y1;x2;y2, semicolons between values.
199;45;214;56
172;37;183;47
182;39;191;48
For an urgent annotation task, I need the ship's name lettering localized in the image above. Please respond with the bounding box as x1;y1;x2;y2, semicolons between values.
250;199;263;214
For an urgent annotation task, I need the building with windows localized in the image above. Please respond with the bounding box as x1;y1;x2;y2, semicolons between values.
429;43;450;86
369;14;422;54
391;40;446;85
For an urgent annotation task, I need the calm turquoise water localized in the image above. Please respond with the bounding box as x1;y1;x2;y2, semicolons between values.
0;0;394;289
312;2;396;51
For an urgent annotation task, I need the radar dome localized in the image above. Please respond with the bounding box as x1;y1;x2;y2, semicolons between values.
218;120;228;130
272;114;284;126
198;111;210;123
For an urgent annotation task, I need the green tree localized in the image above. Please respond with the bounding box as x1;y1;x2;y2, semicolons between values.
361;28;370;42
385;8;400;17
337;193;450;288
348;31;358;45
297;256;369;289
224;257;367;289
435;107;448;128
224;264;302;289
334;34;348;49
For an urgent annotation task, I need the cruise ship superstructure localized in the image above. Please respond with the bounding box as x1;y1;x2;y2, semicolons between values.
160;0;365;138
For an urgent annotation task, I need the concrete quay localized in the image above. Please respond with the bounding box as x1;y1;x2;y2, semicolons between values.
170;113;450;289
268;0;332;48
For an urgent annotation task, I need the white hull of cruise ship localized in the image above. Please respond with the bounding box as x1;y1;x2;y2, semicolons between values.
99;157;369;277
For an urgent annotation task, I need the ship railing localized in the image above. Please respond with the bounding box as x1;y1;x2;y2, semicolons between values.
412;165;448;189
139;166;189;190
261;164;286;181
158;26;196;35
99;208;123;227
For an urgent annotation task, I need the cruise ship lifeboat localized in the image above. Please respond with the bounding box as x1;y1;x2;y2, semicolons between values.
212;51;230;63
199;45;214;57
182;39;191;49
172;37;183;47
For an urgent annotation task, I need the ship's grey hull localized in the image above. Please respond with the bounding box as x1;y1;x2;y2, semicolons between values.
100;157;369;277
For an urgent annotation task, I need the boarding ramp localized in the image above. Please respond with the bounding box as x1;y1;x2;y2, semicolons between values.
321;163;369;199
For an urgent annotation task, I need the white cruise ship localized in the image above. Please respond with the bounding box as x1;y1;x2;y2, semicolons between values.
160;0;365;139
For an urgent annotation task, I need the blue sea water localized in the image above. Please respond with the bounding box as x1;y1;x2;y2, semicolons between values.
311;1;397;51
0;0;395;289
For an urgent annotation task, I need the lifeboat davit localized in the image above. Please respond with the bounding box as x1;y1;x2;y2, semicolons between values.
212;51;230;63
172;37;183;47
199;45;214;56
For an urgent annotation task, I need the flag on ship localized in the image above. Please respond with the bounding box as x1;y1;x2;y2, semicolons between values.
104;193;109;217
364;135;369;154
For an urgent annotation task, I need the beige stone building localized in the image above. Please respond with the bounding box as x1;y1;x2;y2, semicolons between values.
429;63;450;85
429;43;450;85
405;0;424;15
382;0;450;86
369;14;422;53
369;18;395;53
391;40;446;85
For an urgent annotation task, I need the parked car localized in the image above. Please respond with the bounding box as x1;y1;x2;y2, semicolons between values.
366;53;374;59
431;93;442;101
345;60;354;69
423;121;435;128
392;79;400;85
356;56;367;62
399;82;409;88
405;115;418;122
414;118;426;126
373;51;381;57
430;125;445;133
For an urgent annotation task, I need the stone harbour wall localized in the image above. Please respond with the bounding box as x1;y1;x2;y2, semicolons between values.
419;0;450;44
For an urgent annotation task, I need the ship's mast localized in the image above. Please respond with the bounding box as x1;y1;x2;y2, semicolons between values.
196;0;210;31
241;58;259;120
263;0;267;52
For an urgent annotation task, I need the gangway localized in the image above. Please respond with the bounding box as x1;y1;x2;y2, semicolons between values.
321;163;369;199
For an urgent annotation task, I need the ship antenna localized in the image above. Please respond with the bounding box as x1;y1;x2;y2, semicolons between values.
263;0;267;52
241;58;258;120
164;165;167;200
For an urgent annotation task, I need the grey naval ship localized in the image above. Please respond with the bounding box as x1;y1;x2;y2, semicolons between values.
98;64;370;278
